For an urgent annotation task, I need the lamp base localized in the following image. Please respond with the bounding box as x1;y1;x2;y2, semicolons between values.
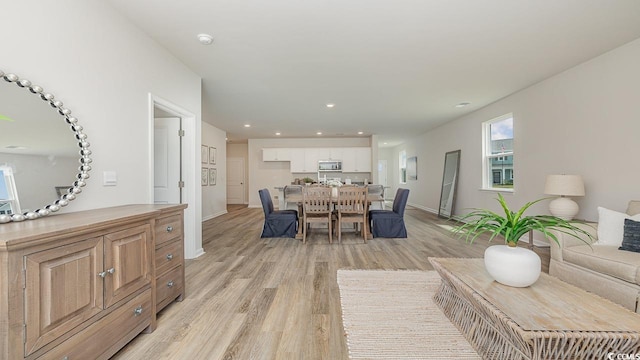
549;197;579;220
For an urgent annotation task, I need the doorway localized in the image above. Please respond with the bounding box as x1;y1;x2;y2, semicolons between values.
149;94;203;259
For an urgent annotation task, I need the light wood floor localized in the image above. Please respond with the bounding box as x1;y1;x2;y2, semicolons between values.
113;205;550;360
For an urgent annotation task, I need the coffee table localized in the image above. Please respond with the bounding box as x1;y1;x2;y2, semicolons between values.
429;257;640;359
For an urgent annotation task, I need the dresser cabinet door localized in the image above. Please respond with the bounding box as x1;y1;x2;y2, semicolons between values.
24;237;104;356
104;224;152;308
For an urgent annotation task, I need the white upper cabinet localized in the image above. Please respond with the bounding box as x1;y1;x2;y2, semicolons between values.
289;150;309;173
267;146;371;173
316;148;343;160
342;147;371;172
262;148;292;161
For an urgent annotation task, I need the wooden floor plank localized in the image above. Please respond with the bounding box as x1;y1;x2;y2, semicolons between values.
113;205;550;360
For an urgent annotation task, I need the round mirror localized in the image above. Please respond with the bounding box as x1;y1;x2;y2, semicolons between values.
0;69;91;223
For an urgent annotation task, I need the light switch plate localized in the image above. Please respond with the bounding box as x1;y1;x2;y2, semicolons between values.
103;171;117;186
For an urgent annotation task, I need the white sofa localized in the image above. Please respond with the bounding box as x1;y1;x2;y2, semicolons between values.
549;201;640;313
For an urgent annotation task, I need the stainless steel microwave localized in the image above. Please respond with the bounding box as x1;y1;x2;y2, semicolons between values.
318;160;342;172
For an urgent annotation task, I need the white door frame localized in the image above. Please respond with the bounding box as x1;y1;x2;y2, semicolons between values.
148;94;204;259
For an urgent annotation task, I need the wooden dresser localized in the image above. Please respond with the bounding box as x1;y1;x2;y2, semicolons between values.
0;204;187;360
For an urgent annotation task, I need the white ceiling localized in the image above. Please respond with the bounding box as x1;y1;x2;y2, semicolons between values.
108;0;640;146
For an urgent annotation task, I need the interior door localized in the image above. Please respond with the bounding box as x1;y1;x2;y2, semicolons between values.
227;157;245;204
154;117;182;204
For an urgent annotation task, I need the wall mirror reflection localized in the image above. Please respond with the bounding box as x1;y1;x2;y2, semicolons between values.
438;150;461;219
0;70;91;223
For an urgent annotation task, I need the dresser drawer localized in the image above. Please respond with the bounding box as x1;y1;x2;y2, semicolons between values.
38;289;152;360
156;265;184;311
155;213;183;246
155;239;183;276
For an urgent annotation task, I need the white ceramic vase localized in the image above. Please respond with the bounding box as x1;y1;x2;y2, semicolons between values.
484;245;541;287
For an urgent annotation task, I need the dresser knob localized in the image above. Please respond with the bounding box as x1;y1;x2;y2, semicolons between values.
167;280;174;288
106;268;115;274
133;306;143;316
166;253;173;260
166;225;173;232
98;271;107;278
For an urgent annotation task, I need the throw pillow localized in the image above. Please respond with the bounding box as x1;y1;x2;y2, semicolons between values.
619;219;640;253
596;207;640;246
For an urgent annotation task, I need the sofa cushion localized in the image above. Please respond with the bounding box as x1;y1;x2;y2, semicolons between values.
562;244;640;285
596;207;640;246
620;218;640;253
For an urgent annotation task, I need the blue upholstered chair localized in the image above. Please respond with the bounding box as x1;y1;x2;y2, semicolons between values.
258;188;298;238
369;188;410;238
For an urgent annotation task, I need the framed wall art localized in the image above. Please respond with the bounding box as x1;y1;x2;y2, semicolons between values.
201;167;208;186
209;168;217;186
201;145;208;164
209;147;217;165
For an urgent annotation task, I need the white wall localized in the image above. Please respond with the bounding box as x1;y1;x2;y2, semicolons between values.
201;122;227;220
389;37;640;222
2;1;204;257
247;137;371;207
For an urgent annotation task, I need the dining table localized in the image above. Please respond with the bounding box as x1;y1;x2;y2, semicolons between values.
283;188;383;241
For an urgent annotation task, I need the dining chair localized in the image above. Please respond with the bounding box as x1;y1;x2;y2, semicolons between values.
258;188;298;238
336;186;368;243
283;185;303;210
302;186;333;243
367;185;385;210
369;188;410;238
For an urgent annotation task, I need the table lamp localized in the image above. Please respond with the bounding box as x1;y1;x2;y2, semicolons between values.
544;174;585;220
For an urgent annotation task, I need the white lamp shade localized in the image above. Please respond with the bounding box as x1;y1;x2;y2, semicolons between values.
544;175;585;197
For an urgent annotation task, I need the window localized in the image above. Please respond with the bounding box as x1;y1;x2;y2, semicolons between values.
399;150;407;184
483;114;514;190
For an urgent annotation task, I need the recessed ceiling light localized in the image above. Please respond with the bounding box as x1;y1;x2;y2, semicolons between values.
275;132;281;136
197;33;214;45
455;102;471;108
225;137;228;141
326;103;335;108
357;131;364;135
316;132;322;135
244;124;251;128
383;142;388;145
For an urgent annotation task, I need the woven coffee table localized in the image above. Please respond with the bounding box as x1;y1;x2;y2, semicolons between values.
429;257;640;359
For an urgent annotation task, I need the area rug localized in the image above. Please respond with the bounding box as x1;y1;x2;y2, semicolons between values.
337;270;480;359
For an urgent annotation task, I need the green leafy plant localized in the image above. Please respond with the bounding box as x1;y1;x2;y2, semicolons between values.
302;177;314;184
453;193;595;247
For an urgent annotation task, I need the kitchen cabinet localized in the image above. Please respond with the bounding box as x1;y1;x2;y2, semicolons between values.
0;204;186;360
262;148;291;161
290;149;318;173
316;148;343;160
274;147;371;173
342;147;372;172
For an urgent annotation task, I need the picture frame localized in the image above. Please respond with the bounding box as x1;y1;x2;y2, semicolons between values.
201;145;208;164
201;167;208;186
209;147;217;165
407;156;418;180
55;186;68;197
209;168;217;186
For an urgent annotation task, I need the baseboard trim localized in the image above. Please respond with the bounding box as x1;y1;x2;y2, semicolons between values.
202;210;229;222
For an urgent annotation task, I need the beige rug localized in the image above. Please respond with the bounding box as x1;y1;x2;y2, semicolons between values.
337;270;480;359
